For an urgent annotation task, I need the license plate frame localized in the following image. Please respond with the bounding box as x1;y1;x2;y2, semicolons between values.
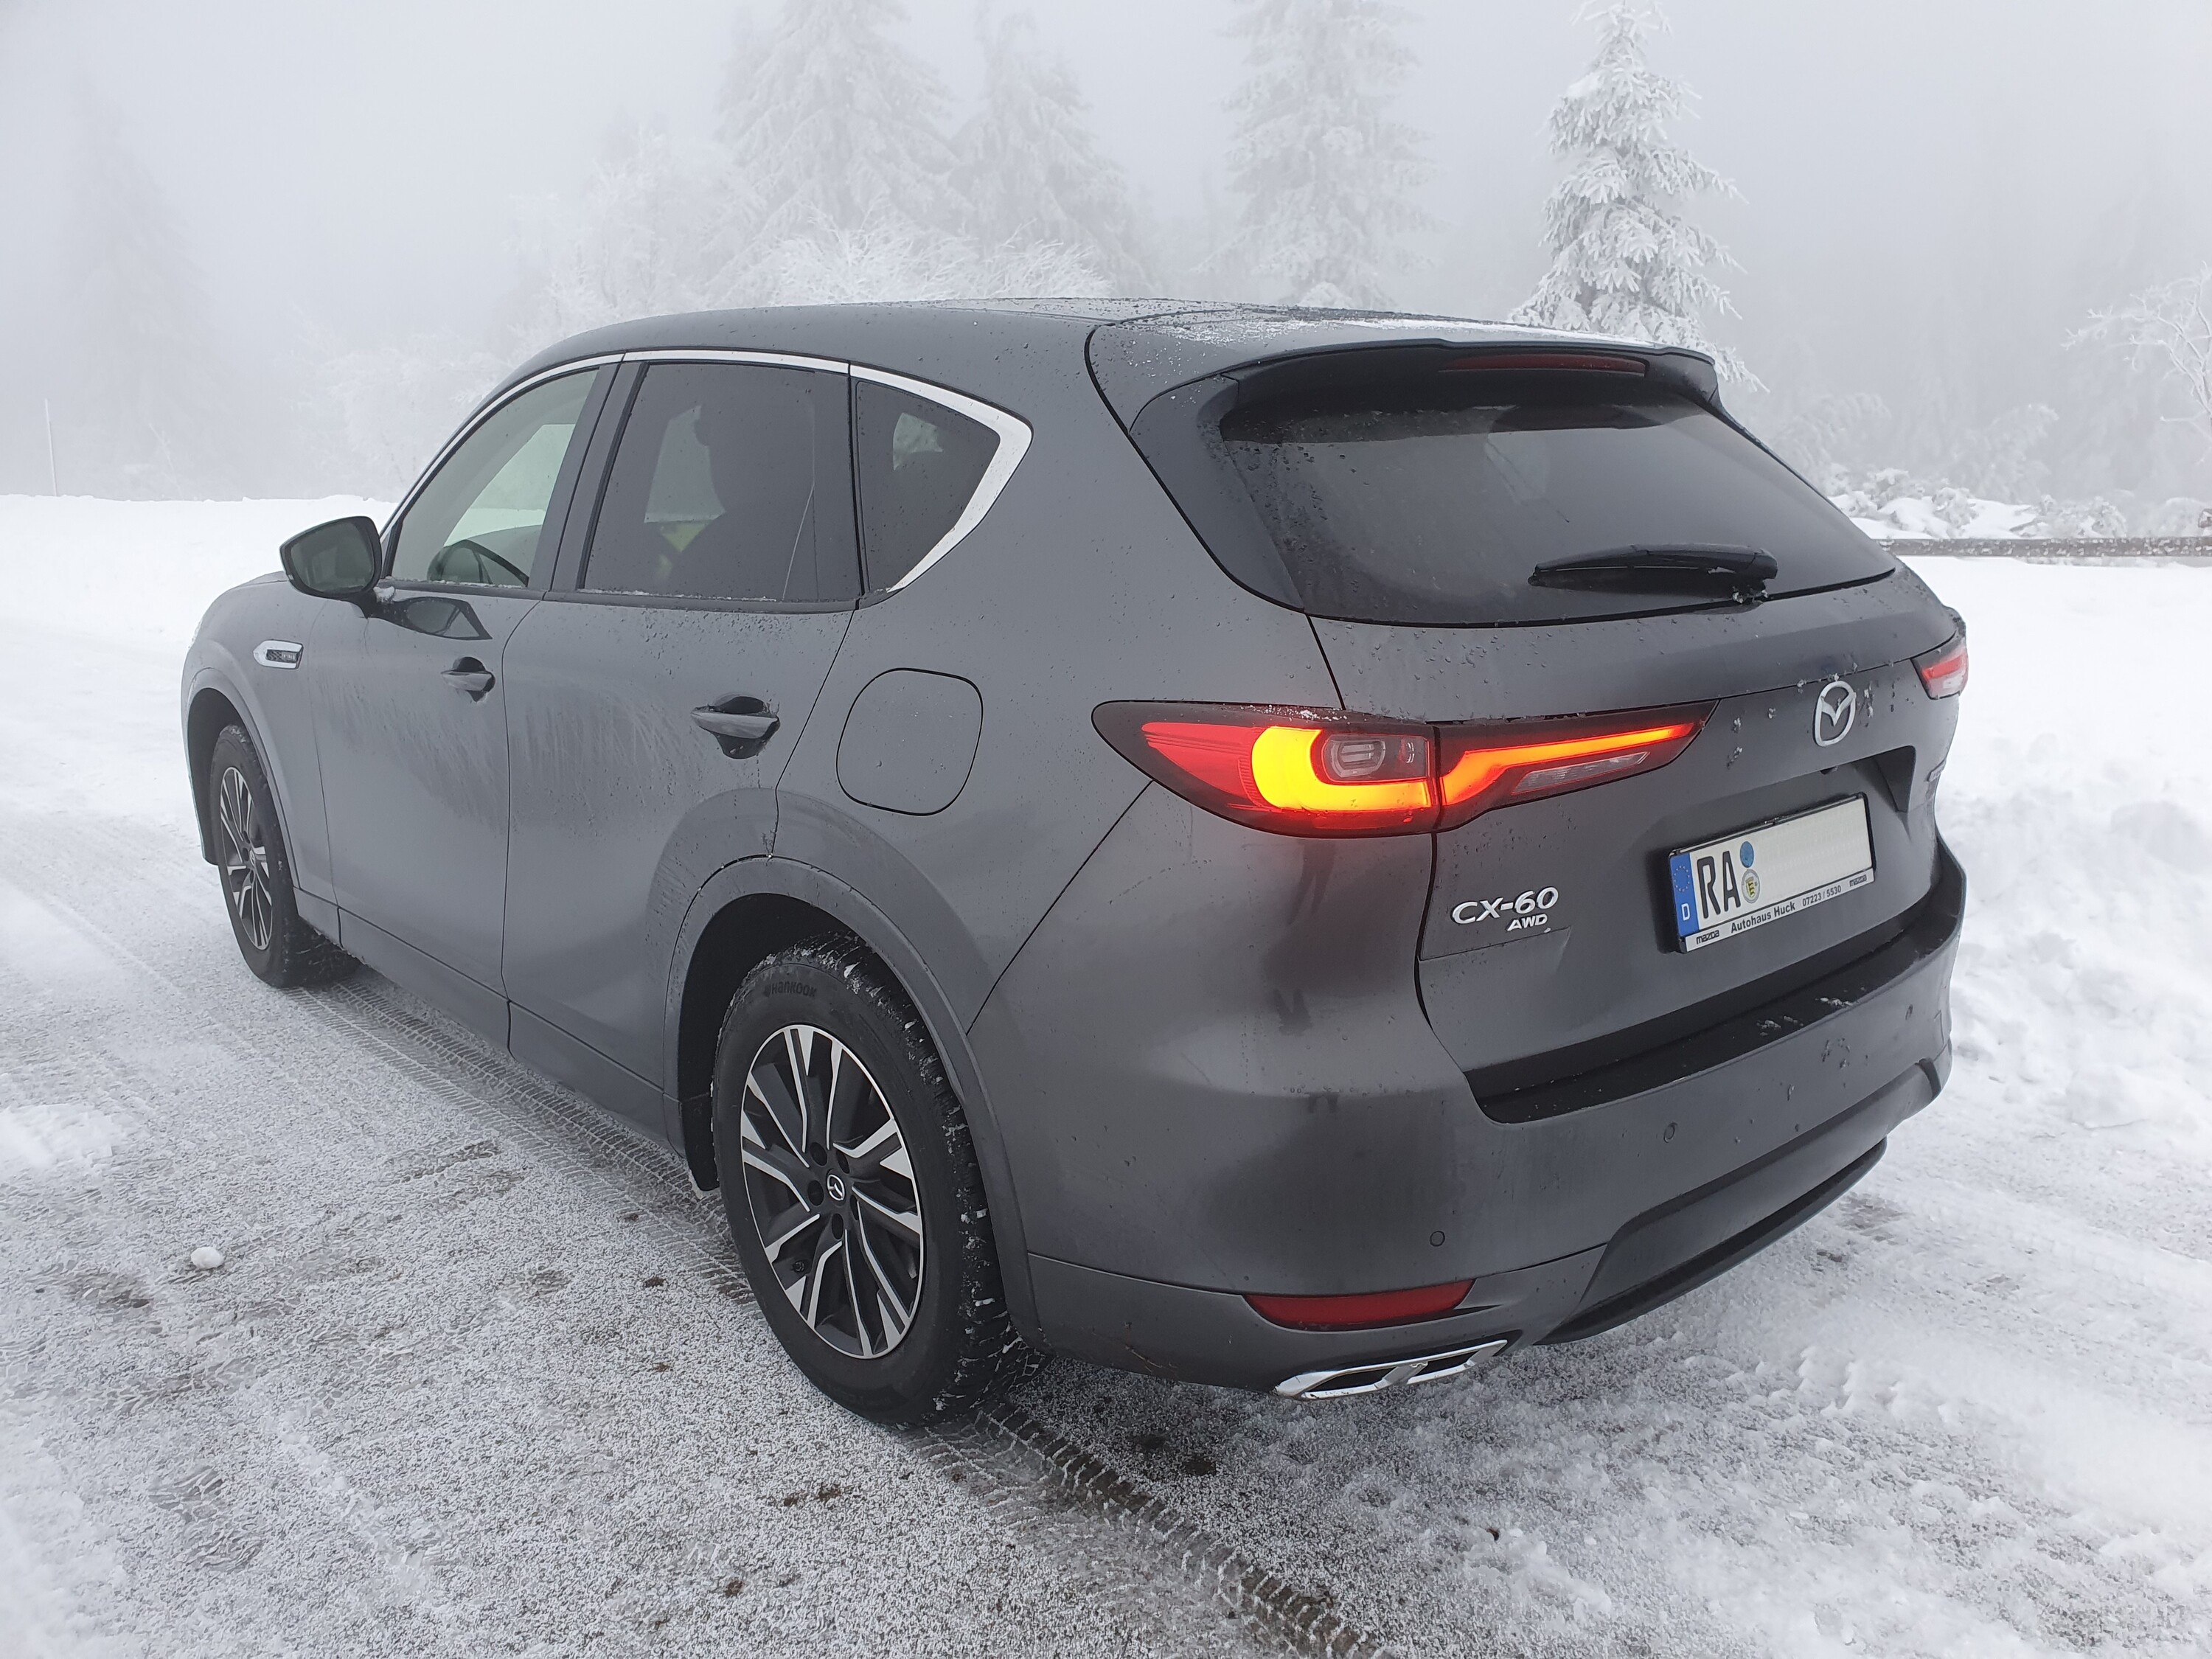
1667;796;1874;953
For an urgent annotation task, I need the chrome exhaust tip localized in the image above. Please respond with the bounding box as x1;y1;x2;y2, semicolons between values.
1274;1338;1509;1400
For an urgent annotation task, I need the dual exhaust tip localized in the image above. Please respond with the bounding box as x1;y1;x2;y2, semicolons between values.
1274;1338;1509;1400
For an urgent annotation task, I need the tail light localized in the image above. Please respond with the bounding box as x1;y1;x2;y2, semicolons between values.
1093;701;1712;838
1436;709;1708;830
1246;1279;1475;1330
1092;703;1435;835
1914;632;1969;699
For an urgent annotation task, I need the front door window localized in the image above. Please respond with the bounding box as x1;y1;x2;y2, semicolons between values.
391;372;597;588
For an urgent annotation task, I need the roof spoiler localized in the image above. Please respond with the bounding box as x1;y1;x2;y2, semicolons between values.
1433;341;1722;408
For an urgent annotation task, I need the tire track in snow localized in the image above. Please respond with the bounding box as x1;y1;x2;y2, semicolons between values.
0;932;473;1645
0;807;1394;1659
301;980;1394;1655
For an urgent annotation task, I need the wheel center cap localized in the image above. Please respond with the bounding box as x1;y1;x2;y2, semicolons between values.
825;1173;848;1204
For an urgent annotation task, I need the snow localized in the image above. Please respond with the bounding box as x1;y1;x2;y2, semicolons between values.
1224;0;1429;309
1846;493;2040;541
3;498;2210;1655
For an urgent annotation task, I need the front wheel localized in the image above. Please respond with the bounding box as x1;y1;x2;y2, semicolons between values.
712;936;1037;1423
206;724;356;988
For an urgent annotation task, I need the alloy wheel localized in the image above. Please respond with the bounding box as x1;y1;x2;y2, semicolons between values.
217;764;275;952
737;1023;925;1358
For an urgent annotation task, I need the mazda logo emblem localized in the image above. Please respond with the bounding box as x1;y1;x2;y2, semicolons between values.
825;1173;847;1203
1814;680;1856;748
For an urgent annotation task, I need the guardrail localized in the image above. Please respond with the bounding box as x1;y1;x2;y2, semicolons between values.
1885;537;2211;561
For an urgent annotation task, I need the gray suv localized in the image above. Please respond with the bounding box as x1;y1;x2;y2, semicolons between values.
181;303;1968;1422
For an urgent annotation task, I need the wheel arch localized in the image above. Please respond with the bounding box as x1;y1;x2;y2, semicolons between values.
664;855;1044;1348
186;680;254;863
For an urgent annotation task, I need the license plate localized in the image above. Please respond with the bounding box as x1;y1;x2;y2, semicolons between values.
1667;796;1874;952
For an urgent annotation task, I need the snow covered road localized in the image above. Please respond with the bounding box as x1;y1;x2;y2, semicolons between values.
3;499;2210;1658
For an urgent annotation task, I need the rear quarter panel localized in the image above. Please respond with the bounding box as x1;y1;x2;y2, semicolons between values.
773;341;1343;1029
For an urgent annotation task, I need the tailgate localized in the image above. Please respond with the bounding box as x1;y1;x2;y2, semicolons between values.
1315;586;1962;1113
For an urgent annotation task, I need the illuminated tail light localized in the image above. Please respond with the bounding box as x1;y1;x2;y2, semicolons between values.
1246;1279;1475;1330
1435;707;1711;830
1093;703;1436;835
1093;701;1711;838
1914;633;1969;699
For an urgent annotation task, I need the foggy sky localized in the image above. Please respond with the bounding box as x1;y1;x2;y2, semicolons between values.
2;0;2208;492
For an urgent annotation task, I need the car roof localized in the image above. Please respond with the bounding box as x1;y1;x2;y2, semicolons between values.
500;299;1717;420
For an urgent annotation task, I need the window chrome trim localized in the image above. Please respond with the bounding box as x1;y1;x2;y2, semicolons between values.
849;364;1033;593
621;347;850;375
403;348;1032;598
382;353;624;550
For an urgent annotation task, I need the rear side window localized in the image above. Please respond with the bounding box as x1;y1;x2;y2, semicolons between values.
1133;354;1893;626
584;362;856;603
852;378;1001;591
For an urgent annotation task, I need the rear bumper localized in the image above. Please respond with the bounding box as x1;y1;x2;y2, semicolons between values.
974;790;1962;1394
1026;1056;1936;1394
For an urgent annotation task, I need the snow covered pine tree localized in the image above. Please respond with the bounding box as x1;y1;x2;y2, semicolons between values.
717;0;1100;303
721;0;963;250
1224;0;1428;309
1513;0;1752;382
956;11;1153;296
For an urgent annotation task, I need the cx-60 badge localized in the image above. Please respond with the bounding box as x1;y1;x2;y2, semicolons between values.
1814;679;1856;747
1453;886;1560;932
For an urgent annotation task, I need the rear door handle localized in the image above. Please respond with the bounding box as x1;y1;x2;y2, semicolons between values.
692;702;779;757
442;658;495;699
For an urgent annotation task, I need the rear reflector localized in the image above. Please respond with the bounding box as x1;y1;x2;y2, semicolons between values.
1247;1279;1475;1331
1914;633;1969;699
1095;700;1712;838
1436;707;1710;830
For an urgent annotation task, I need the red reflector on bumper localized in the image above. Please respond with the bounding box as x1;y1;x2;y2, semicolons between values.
1245;1279;1475;1331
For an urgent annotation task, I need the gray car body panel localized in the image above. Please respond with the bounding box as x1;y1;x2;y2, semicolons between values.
184;301;1966;1394
182;577;336;901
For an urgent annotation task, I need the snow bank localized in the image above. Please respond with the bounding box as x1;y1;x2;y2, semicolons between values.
1905;556;2212;1169
0;495;389;649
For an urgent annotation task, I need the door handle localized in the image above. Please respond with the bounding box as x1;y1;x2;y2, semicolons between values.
692;701;779;758
442;658;495;699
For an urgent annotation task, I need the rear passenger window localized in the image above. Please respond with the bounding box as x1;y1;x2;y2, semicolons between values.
852;378;1001;591
585;363;856;602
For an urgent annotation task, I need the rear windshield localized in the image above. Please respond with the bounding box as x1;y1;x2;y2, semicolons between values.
1133;357;1893;626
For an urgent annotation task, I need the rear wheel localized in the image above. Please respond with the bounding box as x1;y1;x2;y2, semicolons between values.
712;936;1037;1423
206;724;356;988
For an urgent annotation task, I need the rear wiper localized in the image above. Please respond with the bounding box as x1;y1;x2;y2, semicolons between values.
1531;544;1778;598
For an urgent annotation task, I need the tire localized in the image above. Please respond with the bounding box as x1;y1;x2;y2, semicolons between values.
712;936;1039;1424
206;724;358;989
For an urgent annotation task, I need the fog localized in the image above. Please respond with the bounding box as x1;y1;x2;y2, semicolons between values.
2;0;2208;520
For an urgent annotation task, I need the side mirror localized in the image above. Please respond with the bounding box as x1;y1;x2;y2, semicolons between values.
280;516;383;613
